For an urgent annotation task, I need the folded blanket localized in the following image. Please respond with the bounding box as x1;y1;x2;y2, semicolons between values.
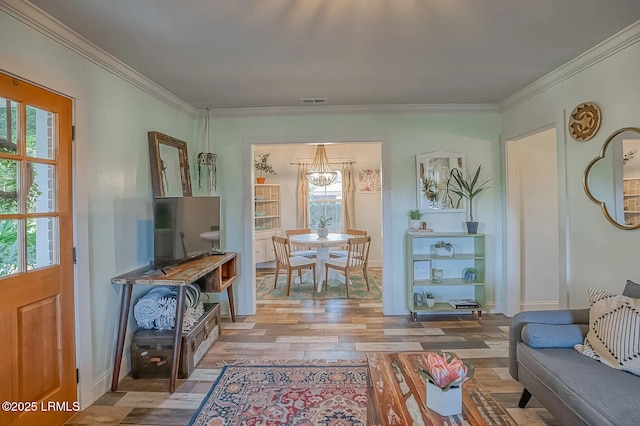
133;286;177;329
134;283;204;331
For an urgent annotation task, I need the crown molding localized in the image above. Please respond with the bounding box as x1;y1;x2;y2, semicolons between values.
0;0;199;118
211;103;499;118
499;20;640;112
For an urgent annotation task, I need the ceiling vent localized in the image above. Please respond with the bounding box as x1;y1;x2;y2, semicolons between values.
300;98;328;105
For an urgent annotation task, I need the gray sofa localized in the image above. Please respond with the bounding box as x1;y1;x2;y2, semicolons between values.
509;307;640;425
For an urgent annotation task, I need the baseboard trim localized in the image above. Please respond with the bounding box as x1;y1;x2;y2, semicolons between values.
92;353;131;405
520;301;560;311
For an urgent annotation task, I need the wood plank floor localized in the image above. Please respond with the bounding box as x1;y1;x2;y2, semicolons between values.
65;268;558;425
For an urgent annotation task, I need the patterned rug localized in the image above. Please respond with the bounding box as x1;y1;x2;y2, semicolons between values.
256;274;381;300
188;362;368;425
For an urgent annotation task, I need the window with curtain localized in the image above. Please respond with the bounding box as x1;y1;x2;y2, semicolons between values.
309;171;343;231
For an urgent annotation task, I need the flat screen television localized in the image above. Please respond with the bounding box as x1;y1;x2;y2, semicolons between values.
152;196;221;269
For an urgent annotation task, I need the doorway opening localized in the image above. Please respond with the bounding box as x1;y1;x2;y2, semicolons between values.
506;127;560;315
250;142;382;303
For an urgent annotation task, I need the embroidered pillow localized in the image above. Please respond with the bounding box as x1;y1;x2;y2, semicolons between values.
577;287;640;376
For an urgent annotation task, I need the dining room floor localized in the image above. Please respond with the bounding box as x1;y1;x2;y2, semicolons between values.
64;266;557;425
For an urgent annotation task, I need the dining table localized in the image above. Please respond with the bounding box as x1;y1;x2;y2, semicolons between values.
288;232;354;292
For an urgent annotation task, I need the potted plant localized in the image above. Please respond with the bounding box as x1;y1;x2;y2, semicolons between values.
408;209;423;229
425;292;436;308
449;165;492;234
420;352;473;416
315;215;332;237
254;153;276;184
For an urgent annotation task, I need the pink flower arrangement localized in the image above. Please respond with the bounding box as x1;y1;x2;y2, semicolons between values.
420;352;473;391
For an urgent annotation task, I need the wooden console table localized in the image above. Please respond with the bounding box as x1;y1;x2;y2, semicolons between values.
110;252;237;393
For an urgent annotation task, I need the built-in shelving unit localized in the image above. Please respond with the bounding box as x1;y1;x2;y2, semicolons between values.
406;231;486;319
254;184;281;264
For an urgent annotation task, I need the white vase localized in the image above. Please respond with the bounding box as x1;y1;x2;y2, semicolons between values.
426;297;436;308
317;227;328;237
408;219;421;229
426;380;462;416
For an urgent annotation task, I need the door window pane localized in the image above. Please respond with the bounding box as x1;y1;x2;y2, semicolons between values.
26;105;55;160
0;98;18;154
0;159;20;214
0;219;21;277
26;217;57;270
27;163;55;213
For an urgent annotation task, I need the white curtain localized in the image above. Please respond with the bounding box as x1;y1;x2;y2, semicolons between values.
297;163;310;228
341;162;355;230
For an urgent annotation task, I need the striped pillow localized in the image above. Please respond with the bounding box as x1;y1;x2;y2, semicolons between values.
579;287;640;376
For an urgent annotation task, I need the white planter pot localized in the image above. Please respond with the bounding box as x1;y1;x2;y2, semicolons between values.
426;297;436;308
317;227;329;237
408;219;421;229
426;380;462;416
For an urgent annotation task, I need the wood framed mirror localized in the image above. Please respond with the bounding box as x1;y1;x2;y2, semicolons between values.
416;151;465;212
148;131;192;197
584;127;640;230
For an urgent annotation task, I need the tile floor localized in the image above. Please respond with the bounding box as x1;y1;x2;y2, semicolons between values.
65;268;558;425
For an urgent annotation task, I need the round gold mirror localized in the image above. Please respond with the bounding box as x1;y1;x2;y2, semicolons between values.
584;127;640;230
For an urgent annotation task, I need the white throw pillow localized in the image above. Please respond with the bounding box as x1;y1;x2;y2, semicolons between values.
579;287;640;376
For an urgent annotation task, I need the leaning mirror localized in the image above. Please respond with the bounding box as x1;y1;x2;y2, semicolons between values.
148;131;192;197
584;127;640;230
416;151;465;211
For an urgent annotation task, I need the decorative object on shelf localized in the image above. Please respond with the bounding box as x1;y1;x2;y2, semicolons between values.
448;298;480;309
306;144;337;186
433;241;454;257
416;151;465;212
314;215;333;237
432;268;444;283
414;292;424;306
420;352;473;416
569;102;601;142
584;127;640;230
413;260;432;280
425;292;436;308
254;152;276;184
463;267;478;282
408;209;423;229
196;106;218;192
449;164;492;234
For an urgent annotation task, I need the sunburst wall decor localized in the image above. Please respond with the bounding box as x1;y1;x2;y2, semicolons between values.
569;102;601;142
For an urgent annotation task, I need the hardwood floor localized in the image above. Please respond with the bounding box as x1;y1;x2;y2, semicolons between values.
65;268;558;425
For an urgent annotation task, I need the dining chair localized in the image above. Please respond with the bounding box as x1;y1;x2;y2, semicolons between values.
324;236;371;297
285;228;317;258
272;236;316;296
329;229;368;258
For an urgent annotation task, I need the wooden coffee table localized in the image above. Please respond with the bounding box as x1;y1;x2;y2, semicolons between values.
366;352;516;425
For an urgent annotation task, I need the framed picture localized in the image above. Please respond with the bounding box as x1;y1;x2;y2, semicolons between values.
413;260;431;280
416;151;465;212
358;169;381;193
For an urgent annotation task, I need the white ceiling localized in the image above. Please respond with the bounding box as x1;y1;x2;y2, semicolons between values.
28;0;640;110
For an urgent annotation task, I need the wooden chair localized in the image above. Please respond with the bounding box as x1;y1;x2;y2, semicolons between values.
285;229;317;258
272;236;316;296
329;229;368;258
324;236;371;297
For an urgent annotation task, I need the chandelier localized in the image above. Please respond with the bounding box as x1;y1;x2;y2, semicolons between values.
306;144;337;186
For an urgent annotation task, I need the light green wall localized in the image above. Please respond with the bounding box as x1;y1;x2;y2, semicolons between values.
0;11;198;405
502;30;640;308
209;112;504;315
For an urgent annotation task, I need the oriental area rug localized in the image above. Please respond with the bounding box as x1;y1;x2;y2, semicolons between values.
188;361;368;426
256;275;381;300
